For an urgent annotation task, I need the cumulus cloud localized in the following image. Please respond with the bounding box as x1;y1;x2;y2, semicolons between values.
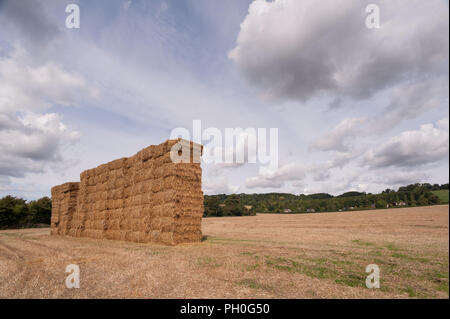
203;175;239;194
374;171;430;186
0;154;46;179
245;152;368;190
0;112;79;178
297;171;363;195
245;162;307;188
327;150;362;169
0;113;79;161
230;0;448;105
0;45;89;184
0;54;94;114
311;117;366;152
364;119;449;168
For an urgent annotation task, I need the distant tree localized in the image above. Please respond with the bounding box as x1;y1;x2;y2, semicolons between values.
0;196;28;229
375;199;387;209
223;195;244;216
307;193;334;200
203;182;448;217
338;191;366;198
28;197;52;224
417;195;428;206
0;195;52;229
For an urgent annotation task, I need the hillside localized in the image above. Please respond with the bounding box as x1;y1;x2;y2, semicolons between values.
204;183;449;217
432;190;449;204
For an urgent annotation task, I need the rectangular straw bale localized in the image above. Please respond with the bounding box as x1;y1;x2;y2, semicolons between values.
150;230;161;242
104;230;114;240
160;232;174;245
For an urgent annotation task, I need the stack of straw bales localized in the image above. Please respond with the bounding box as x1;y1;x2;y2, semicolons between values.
50;182;80;235
50;139;203;245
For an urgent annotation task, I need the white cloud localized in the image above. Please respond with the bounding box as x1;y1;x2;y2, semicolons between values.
327;150;362;169
311;117;366;152
0;113;79;161
0;52;95;114
375;171;430;186
364;119;449;168
230;0;448;106
245;162;307;188
0;48;87;184
0;112;79;178
246;176;284;189
203;175;239;194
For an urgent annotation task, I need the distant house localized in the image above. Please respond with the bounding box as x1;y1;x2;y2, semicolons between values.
219;204;226;207
393;201;406;206
306;208;315;213
283;209;292;213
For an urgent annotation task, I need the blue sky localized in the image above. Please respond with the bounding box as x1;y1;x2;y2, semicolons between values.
0;0;448;199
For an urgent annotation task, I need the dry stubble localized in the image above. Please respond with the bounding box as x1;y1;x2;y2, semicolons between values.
0;205;448;298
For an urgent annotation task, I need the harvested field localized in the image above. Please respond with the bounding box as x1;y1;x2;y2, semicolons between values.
0;205;448;298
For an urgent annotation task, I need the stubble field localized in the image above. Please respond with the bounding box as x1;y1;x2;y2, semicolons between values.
0;205;448;298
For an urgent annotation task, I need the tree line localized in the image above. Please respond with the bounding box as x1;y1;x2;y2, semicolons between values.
0;196;52;229
204;183;449;217
0;183;447;228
